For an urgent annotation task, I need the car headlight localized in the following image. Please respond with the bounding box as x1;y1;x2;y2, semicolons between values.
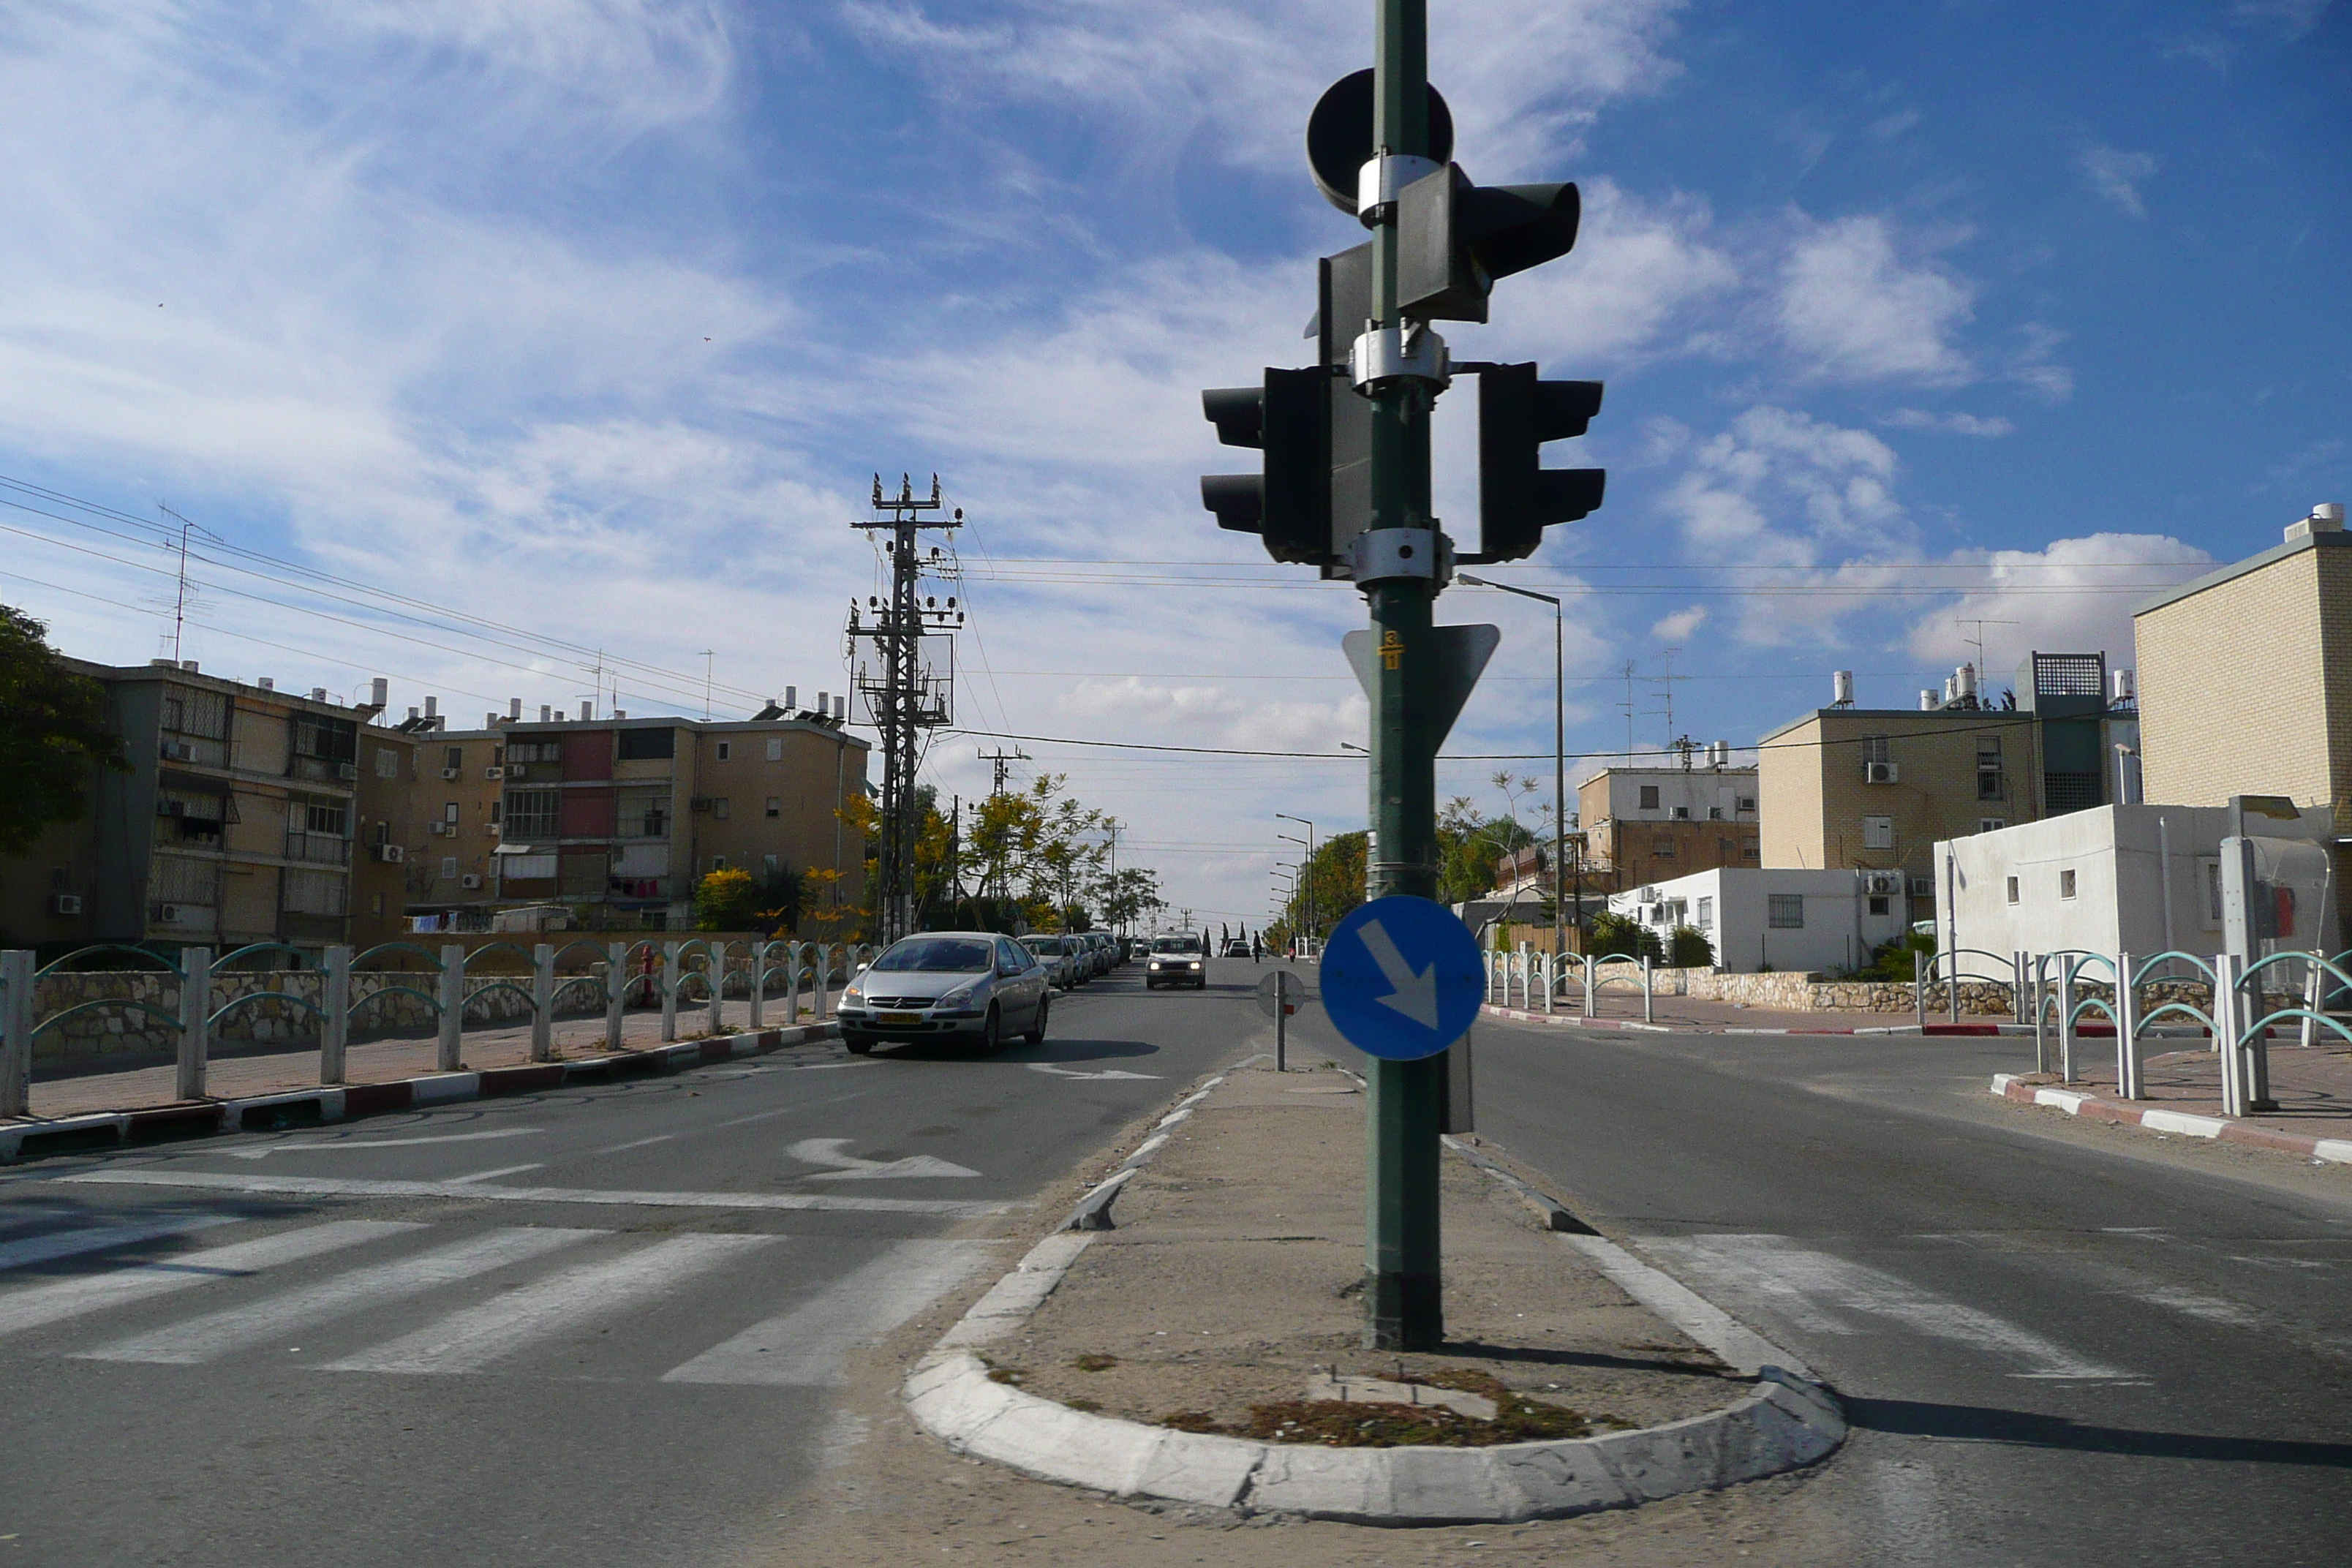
1186;960;1202;969
935;979;983;1010
842;985;862;1003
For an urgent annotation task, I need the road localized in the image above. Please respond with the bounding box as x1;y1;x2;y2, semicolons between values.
1441;1013;2352;1566
0;957;1252;1568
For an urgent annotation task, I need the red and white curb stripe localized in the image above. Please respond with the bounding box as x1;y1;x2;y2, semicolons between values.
1482;1003;2231;1041
1990;1072;2352;1166
0;1022;841;1163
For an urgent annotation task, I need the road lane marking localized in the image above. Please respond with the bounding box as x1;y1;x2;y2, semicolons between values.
442;1164;546;1184
320;1233;775;1374
0;1221;420;1338
787;1138;979;1181
0;1214;240;1274
661;1239;993;1386
225;1129;543;1161
78;1226;602;1365
1640;1234;2133;1380
59;1169;1009;1217
588;1134;677;1156
1025;1063;1159;1080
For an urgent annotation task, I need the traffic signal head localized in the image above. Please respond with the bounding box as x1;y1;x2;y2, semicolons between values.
1397;165;1582;324
1472;361;1605;563
1200;367;1333;565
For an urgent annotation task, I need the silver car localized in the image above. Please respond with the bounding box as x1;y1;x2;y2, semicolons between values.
1143;932;1207;990
1021;933;1085;991
837;932;1051;1055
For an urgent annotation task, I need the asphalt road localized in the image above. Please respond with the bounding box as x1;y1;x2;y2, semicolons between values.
0;957;1261;1568
1438;1014;2352;1567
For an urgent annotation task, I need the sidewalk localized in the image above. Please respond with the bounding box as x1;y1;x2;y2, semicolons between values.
1483;993;1971;1034
9;992;843;1123
1994;1036;2352;1164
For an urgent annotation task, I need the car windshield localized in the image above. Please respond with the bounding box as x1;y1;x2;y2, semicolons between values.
871;937;994;973
1021;937;1064;954
1152;937;1199;954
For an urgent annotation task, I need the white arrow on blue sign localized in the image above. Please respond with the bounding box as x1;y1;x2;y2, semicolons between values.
1318;895;1483;1061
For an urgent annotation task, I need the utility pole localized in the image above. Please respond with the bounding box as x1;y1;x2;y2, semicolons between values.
847;474;965;945
979;745;1029;800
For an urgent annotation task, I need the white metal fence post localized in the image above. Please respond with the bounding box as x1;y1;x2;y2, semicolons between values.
179;946;213;1101
2216;952;2245;1117
785;943;804;1026
661;942;681;1041
1583;953;1597;1019
2031;954;2049;1075
1542;950;1555;1014
2300;956;2321;1052
1913;948;1927;1032
2115;950;2140;1099
818;945;834;1020
530;943;554;1063
2244;959;2275;1112
2013;949;2027;1024
1950;946;1963;1026
437;944;464;1072
321;945;351;1085
2057;954;2078;1083
708;940;728;1037
1641;954;1654;1025
605;941;625;1050
1;950;34;1118
748;941;766;1030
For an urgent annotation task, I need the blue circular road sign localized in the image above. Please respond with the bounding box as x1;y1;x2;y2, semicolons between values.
1319;895;1482;1061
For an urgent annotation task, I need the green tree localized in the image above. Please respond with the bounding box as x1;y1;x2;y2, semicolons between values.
1667;924;1714;969
694;867;761;930
0;605;126;856
1587;911;1663;964
1277;830;1368;942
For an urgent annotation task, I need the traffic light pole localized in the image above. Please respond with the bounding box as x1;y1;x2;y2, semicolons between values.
1362;0;1444;1353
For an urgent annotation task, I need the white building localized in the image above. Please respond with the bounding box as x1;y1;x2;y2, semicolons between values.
1938;802;2339;965
1610;867;1912;974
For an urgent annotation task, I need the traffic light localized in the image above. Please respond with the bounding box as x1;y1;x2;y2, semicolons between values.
1471;361;1605;563
1397;165;1582;324
1200;366;1333;565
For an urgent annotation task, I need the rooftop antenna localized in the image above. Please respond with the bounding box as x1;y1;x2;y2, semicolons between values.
699;649;715;721
1956;618;2019;685
157;505;222;666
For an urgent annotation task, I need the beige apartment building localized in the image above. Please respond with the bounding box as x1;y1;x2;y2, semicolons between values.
399;706;868;930
2136;503;2352;818
1575;754;1760;892
0;659;418;954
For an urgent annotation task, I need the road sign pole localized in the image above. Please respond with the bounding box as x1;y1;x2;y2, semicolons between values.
1362;0;1444;1354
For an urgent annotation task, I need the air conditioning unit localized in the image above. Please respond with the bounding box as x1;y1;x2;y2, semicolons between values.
484;766;504;780
440;767;461;780
460;873;483;890
1863;761;1900;785
1863;871;1901;895
372;843;406;864
1670;806;1690;821
50;893;83;916
689;796;714;813
484;823;501;837
336;762;359;781
157;799;183;816
506;764;527;780
160;741;195;762
151;902;184;924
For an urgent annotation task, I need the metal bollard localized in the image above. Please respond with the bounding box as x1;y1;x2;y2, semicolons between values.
2057;954;2078;1083
2116;951;2140;1099
437;945;464;1072
605;941;626;1050
320;945;351;1085
2013;949;2027;1025
2032;954;2050;1076
661;943;681;1041
1275;969;1289;1073
785;944;803;1027
180;946;213;1101
1542;950;1556;1014
1583;953;1597;1019
818;946;834;1021
748;941;766;1030
2216;952;2245;1117
1913;949;1927;1032
1642;954;1654;1025
1;949;36;1117
1950;951;1963;1026
708;940;728;1038
530;943;554;1063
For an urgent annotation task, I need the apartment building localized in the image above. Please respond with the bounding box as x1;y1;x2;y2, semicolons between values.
1575;751;1760;891
399;705;868;930
1758;657;2138;919
0;660;417;952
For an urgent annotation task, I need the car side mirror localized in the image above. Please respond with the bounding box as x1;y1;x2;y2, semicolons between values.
853;962;870;977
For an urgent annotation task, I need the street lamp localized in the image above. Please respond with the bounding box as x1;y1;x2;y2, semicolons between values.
1277;813;1317;943
1457;573;1568;979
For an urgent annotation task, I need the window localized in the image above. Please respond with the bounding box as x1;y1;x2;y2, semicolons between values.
1638;785;1660;810
489;799;502;824
1768;894;1805;929
374;747;400;779
2201;859;2223;927
1978;818;2006;834
1738;796;1757;813
444;746;464;772
1977;735;2005;802
998;938;1030;972
1868;895;1890;916
303;799;347;837
617;728;674;761
507;788;561;840
1744;839;1760;859
1708;806;1723;821
1861;734;1891;766
1653;842;1675;857
509;741;559;764
617;788;668;839
716;741;731;761
2006;875;2020;905
765;737;783;762
765;796;780;818
440;856;459;880
282;868;347;916
1695;896;1714;930
709;855;728;872
290;712;357;765
2059;869;2078;900
1862;815;1893;850
712;797;731;820
442;802;459;824
500;852;557;879
763;853;780;875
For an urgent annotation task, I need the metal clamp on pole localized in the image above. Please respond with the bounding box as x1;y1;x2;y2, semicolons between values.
1357;151;1441;225
1346;527;1450;586
1349;321;1450;392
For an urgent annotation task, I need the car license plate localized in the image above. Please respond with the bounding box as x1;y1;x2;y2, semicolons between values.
875;1011;921;1025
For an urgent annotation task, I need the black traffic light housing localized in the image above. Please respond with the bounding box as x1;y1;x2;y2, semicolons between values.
1397;165;1582;324
1200;367;1333;565
1470;361;1605;563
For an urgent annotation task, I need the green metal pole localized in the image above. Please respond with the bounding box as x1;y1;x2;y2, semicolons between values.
1363;0;1443;1352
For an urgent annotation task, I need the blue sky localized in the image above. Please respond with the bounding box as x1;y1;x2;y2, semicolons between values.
0;1;2344;924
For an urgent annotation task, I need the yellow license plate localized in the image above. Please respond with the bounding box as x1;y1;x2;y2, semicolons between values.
875;1011;921;1025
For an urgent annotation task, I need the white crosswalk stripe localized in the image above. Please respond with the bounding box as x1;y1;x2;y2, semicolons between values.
0;1220;421;1338
663;1239;992;1386
320;1232;777;1375
78;1226;604;1365
0;1213;240;1274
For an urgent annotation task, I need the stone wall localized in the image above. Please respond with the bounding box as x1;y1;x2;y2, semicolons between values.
1496;958;2241;1018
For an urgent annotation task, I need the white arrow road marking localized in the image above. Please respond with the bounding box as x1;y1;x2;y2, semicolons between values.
225;1128;543;1161
1357;919;1441;1029
1025;1063;1161;1081
786;1138;979;1180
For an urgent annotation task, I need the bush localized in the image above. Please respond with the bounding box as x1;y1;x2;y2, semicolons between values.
693;868;760;931
1667;924;1714;969
1587;911;1663;964
1855;928;1938;981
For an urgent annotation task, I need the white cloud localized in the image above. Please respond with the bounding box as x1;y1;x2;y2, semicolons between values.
1882;409;2016;437
1776;214;1975;385
2078;145;2160;219
1650;605;1708;641
1903;533;2215;680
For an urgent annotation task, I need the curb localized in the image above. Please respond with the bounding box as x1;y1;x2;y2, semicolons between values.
1482;1003;2231;1041
0;1022;841;1164
1989;1072;2352;1166
1057;1059;1259;1232
905;1063;1845;1525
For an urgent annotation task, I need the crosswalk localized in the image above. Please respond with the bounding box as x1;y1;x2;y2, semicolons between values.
0;1209;992;1386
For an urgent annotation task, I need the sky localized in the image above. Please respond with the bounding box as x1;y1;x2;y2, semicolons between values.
0;0;2345;927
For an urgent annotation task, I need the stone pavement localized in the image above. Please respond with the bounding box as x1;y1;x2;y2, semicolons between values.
9;992;844;1123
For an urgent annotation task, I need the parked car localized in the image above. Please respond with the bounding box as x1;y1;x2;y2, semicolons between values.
1021;933;1085;991
1086;932;1117;975
1144;932;1207;990
836;932;1050;1055
1220;938;1251;957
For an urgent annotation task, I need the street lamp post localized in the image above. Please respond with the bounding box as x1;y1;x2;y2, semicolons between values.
1458;574;1567;981
1276;814;1317;945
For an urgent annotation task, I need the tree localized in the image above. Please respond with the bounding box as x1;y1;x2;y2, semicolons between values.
1277;830;1368;942
693;867;761;931
0;605;126;856
1667;924;1714;969
1587;911;1662;964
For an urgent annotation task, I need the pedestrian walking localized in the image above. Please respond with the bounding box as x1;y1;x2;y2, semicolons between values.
1251;933;1262;963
